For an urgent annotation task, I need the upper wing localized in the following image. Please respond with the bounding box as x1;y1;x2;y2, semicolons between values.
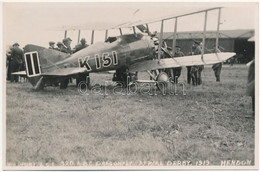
58;7;221;31
129;52;235;72
110;7;221;30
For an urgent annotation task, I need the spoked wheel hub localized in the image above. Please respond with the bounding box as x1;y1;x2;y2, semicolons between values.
156;72;170;92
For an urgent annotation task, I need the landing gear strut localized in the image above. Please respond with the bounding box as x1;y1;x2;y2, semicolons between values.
76;73;90;89
113;69;137;87
60;79;69;89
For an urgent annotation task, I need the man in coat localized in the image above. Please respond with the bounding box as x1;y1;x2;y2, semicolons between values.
9;43;24;82
172;46;184;83
246;60;255;113
194;41;204;85
187;44;196;84
56;42;64;51
61;38;73;85
49;41;55;49
6;47;12;81
212;46;222;82
73;38;89;53
62;38;73;54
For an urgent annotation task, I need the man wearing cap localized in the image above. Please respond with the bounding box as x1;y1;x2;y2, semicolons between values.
56;42;65;51
187;44;197;84
172;45;184;83
73;39;90;87
9;43;24;82
246;59;255;113
62;37;73;54
56;42;64;51
212;46;222;82
62;37;74;84
6;46;12;81
49;41;55;49
194;41;202;55
194;41;204;85
73;38;89;53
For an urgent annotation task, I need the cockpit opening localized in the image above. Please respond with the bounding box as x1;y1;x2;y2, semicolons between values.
105;37;117;43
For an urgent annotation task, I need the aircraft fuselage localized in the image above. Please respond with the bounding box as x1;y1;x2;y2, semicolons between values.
54;33;155;73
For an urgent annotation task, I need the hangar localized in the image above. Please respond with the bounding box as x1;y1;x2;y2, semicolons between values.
158;29;255;63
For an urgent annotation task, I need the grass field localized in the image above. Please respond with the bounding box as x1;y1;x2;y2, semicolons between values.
5;64;255;167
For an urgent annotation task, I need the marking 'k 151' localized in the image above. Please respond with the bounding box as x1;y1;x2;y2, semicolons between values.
78;51;118;71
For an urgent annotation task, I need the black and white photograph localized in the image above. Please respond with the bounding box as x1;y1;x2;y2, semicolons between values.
2;1;258;170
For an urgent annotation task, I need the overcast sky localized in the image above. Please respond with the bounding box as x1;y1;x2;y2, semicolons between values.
3;2;257;49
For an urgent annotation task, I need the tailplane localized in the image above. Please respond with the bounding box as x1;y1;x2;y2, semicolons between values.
23;44;69;89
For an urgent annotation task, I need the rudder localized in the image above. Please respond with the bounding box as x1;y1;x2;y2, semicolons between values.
23;44;69;89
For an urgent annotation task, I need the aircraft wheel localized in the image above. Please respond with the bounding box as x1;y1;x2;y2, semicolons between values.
156;72;170;92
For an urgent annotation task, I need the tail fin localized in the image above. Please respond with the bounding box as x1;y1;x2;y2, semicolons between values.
23;44;69;89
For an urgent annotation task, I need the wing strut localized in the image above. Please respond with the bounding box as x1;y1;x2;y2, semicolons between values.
64;30;67;39
91;30;95;44
216;8;221;50
158;20;164;60
105;30;108;41
146;24;150;35
119;28;123;36
133;26;136;37
77;30;81;43
201;11;208;62
171;18;178;56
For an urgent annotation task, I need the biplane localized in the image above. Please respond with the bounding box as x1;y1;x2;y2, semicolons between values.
13;7;235;90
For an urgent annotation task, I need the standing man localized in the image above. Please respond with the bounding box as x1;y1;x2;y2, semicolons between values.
74;38;90;88
62;38;73;54
6;47;12;81
48;41;55;49
246;60;255;113
151;31;159;59
187;44;196;84
73;38;89;53
212;46;222;82
62;37;73;85
194;40;204;85
190;66;199;86
56;42;64;51
172;45;184;83
9;43;24;82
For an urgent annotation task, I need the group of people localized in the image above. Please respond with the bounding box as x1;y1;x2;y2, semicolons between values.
48;37;89;54
166;40;223;86
48;37;90;88
165;41;204;86
187;41;205;86
6;37;89;87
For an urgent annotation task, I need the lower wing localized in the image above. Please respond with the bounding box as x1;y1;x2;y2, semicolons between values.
11;68;87;77
41;68;87;76
11;71;26;76
129;52;235;72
